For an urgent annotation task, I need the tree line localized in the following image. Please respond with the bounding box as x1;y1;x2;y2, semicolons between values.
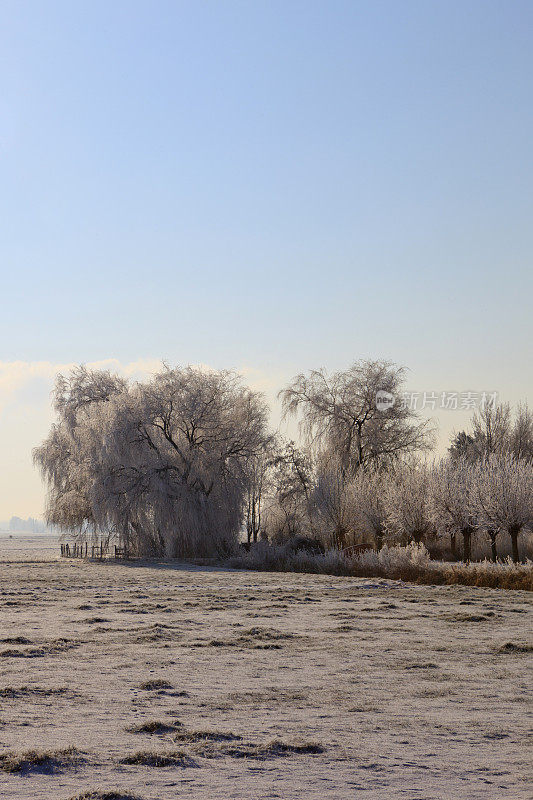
34;360;533;562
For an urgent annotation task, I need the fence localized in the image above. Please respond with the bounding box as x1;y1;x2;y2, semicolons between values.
60;542;130;560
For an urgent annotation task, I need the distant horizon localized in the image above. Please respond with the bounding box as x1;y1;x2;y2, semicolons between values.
0;528;57;536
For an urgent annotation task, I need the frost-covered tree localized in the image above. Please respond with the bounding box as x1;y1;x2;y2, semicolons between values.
386;463;433;546
266;440;314;542
96;367;269;557
431;458;480;562
310;452;356;548
245;444;276;545
351;466;394;550
280;360;434;476
510;403;533;460
448;431;477;463
449;400;532;462
35;365;270;558
471;401;511;459
476;455;533;563
33;366;127;542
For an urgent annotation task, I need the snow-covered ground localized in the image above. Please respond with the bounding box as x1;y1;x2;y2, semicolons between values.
0;534;60;562
0;537;531;799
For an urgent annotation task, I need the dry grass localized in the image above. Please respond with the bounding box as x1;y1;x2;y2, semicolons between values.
0;686;71;698
191;626;296;650
188;738;326;760
229;542;533;590
0;638;82;659
119;750;196;767
126;720;181;734
498;641;533;653
257;740;325;756
172;729;242;743
0;636;32;644
68;793;143;800
0;746;84;773
137;679;173;691
161;726;326;761
118;738;324;766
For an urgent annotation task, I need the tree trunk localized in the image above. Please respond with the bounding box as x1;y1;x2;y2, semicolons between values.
253;497;259;542
450;532;456;558
462;529;471;563
336;527;346;549
246;500;252;545
509;526;520;563
375;530;384;551
490;535;498;563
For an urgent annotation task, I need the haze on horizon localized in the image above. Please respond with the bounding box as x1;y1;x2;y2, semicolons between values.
1;0;531;520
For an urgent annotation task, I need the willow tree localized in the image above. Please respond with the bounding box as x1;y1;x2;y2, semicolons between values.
33;366;127;544
92;366;270;557
35;364;270;558
280;360;434;477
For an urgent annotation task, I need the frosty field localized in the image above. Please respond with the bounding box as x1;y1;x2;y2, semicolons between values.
0;537;531;800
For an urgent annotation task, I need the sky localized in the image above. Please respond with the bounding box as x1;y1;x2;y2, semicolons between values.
0;0;532;520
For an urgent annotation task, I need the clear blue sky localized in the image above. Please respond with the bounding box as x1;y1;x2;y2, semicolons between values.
0;1;532;518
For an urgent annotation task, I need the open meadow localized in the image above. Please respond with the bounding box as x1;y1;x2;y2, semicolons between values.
0;536;531;800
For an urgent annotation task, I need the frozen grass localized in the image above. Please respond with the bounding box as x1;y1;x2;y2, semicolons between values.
228;541;533;590
188;738;326;760
118;738;324;767
137;679;173;691
0;686;71;698
68;793;144;800
191;626;297;650
0;746;84;773
255;740;325;757
0;636;32;644
170;733;325;761
498;641;533;653
125;720;181;734
0;638;82;659
119;750;196;768
1;537;531;800
172;729;242;743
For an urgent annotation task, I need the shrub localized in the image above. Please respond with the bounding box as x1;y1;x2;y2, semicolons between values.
228;541;533;590
354;542;431;570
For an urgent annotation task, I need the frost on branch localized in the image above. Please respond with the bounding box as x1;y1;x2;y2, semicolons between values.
34;365;269;558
